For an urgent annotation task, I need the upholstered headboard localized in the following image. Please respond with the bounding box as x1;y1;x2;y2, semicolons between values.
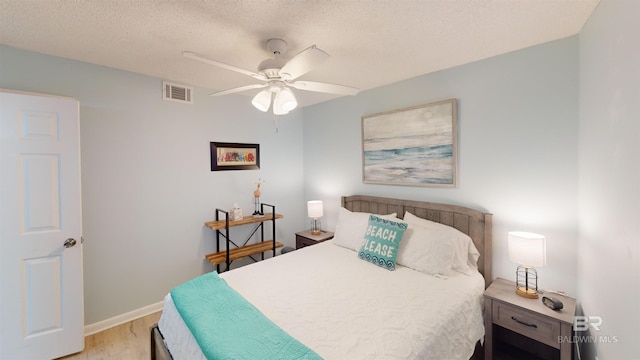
341;195;493;288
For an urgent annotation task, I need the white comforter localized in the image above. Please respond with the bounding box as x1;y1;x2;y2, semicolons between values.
159;240;485;360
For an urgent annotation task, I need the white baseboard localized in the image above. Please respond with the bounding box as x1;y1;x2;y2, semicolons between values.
84;301;164;336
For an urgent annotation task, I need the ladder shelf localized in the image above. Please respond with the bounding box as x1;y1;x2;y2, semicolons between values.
204;203;283;272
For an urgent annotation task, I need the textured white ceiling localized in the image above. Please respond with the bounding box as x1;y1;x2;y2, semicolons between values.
0;0;599;107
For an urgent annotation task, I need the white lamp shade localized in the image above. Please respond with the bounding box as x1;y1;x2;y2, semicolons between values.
307;200;323;218
508;231;546;267
273;88;297;115
251;90;272;112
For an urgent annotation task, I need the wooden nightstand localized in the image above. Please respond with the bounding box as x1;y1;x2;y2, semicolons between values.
484;278;576;360
295;230;334;249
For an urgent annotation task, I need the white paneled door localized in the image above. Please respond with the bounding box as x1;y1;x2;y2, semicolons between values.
0;90;84;359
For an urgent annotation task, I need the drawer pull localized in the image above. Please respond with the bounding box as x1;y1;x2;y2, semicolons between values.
511;316;538;328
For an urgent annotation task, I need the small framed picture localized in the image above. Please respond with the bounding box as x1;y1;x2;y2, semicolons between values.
210;142;260;171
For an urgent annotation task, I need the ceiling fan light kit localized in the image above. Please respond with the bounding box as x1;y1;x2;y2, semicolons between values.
251;90;272;112
252;81;298;114
273;88;297;115
183;38;359;115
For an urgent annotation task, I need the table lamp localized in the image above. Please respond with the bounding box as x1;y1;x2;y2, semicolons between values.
307;200;323;235
508;231;546;299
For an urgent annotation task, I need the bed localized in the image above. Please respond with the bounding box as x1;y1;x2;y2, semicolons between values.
151;195;493;360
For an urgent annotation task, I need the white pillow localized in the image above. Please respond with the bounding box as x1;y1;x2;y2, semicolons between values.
402;211;480;274
332;207;398;251
396;223;455;276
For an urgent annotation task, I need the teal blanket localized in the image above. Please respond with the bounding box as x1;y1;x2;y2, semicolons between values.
171;272;322;360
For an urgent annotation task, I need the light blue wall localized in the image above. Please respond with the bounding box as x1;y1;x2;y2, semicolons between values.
579;1;640;359
303;37;580;295
0;45;306;324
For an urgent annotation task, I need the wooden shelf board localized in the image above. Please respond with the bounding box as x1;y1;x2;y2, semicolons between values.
204;213;283;230
205;241;284;266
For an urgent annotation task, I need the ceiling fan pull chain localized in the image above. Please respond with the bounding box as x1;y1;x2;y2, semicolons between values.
273;113;279;133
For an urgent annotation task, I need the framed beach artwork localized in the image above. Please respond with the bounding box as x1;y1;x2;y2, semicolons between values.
361;99;457;187
210;142;260;171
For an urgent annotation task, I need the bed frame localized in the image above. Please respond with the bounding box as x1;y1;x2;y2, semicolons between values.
150;195;492;360
341;195;492;288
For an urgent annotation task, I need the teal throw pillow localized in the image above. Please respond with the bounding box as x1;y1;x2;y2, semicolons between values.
358;215;408;271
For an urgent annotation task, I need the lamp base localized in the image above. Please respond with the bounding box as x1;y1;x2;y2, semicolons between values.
310;218;321;236
515;286;539;299
515;265;539;299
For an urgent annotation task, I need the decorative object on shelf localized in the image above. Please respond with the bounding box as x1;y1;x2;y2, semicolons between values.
253;178;265;218
230;203;243;221
307;200;323;235
210;142;260;171
508;231;546;299
362;99;457;187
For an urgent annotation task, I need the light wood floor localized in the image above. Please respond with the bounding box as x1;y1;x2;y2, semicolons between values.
56;311;161;360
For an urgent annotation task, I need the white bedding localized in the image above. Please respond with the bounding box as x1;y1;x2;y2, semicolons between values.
158;240;485;360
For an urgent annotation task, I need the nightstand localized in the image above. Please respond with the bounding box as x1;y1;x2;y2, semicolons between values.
295;230;334;249
484;278;576;360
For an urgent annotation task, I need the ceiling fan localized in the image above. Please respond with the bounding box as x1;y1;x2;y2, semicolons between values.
183;38;359;115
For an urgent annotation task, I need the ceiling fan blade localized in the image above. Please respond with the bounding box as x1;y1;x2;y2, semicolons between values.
209;83;268;96
279;45;329;80
289;81;359;96
182;51;266;81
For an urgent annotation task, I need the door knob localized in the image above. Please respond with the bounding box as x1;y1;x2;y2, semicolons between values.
63;238;77;248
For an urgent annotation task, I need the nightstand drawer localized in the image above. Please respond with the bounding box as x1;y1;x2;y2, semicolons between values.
296;236;318;248
493;300;561;349
295;230;334;249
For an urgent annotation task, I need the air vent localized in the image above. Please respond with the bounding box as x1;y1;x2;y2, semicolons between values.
163;81;193;104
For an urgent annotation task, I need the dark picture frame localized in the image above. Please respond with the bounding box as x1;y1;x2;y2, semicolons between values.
210;142;260;171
